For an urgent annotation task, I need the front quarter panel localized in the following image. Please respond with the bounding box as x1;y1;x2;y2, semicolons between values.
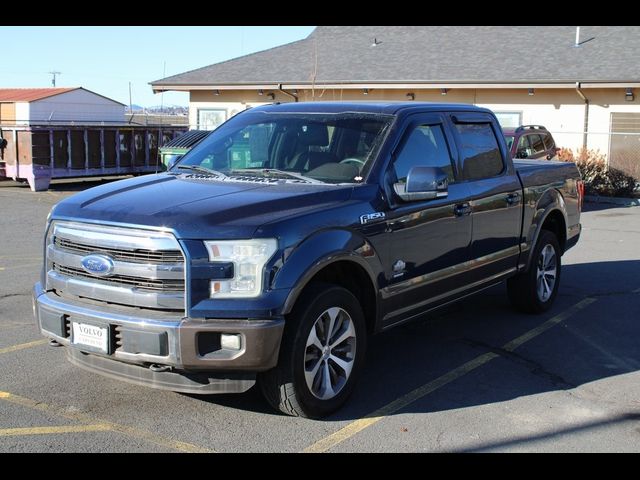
273;228;384;316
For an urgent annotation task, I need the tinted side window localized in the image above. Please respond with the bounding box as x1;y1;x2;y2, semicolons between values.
454;123;504;180
393;124;455;183
530;134;545;154
517;135;530;153
542;133;555;150
515;135;532;158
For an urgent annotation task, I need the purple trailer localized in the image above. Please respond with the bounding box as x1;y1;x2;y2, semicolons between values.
0;124;186;191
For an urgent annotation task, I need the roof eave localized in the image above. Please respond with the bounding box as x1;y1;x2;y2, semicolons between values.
151;81;640;93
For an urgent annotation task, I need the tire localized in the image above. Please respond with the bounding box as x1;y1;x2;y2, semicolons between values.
258;283;367;418
508;230;561;314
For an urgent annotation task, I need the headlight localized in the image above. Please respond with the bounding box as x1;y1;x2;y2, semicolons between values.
204;239;278;298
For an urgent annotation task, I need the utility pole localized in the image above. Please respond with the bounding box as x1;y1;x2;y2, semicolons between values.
128;81;134;123
49;71;61;87
160;61;166;113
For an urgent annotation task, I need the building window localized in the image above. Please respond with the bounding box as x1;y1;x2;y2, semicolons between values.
198;109;227;131
494;112;522;128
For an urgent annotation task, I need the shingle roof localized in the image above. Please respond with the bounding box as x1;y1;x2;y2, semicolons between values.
151;26;640;87
0;88;76;102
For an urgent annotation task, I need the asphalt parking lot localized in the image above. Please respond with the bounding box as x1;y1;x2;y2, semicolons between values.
1;177;639;453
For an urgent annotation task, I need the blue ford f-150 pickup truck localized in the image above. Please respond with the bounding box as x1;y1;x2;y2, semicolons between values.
34;102;583;418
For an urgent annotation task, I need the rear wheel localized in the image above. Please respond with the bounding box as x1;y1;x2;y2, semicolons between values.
258;283;367;418
508;230;561;313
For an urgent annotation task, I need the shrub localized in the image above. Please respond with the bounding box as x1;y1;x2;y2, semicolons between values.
558;148;637;197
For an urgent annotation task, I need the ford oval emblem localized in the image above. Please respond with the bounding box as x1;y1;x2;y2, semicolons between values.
80;254;115;277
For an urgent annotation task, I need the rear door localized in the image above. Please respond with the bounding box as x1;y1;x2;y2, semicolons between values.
448;112;522;283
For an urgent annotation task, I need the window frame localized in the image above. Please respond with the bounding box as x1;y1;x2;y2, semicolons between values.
387;116;459;187
449;113;507;182
516;134;532;158
528;133;546;154
197;108;228;131
493;111;523;129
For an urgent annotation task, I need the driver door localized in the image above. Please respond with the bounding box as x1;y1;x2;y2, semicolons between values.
381;114;473;327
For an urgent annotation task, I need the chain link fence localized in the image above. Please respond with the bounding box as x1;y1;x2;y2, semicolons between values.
549;130;640;182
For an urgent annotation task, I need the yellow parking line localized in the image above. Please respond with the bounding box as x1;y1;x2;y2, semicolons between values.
0;424;111;437
502;298;597;351
0;391;212;453
0;339;48;356
303;297;597;453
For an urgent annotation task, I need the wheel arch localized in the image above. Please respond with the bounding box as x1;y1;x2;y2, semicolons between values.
274;229;382;335
522;189;569;272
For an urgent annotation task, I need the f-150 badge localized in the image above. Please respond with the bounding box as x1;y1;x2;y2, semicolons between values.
360;212;386;225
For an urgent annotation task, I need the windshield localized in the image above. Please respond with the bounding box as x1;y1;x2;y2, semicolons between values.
173;111;393;184
504;135;515;150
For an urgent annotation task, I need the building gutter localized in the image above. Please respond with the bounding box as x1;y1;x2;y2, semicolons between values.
575;82;589;150
150;81;640;94
277;84;298;102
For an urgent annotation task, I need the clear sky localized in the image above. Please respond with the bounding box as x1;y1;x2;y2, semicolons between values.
1;26;316;107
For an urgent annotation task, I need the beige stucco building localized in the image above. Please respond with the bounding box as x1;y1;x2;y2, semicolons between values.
151;26;640;174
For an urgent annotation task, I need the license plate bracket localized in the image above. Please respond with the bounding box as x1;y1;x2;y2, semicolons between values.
71;322;109;354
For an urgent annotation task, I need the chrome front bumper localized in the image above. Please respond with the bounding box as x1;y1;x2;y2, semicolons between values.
33;282;285;393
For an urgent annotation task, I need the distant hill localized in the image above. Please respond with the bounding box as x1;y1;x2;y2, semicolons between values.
125;104;145;113
147;105;188;115
125;105;188;115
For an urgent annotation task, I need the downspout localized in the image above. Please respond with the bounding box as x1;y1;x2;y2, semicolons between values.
575;82;589;150
278;84;299;102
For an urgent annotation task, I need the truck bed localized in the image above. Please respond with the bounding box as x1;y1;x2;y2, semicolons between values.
514;159;581;189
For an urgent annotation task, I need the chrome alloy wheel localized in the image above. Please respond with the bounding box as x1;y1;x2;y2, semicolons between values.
536;244;557;302
304;307;357;400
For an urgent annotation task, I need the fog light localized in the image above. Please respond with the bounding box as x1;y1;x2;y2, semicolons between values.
221;334;242;350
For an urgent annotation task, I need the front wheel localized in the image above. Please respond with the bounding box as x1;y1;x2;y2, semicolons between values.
508;230;561;313
258;283;367;418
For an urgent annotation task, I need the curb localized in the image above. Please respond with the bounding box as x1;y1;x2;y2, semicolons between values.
585;195;640;206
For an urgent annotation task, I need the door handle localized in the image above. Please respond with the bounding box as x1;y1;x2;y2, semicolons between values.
506;192;521;205
454;203;471;217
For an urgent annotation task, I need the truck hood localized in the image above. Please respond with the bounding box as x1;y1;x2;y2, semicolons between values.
52;173;354;239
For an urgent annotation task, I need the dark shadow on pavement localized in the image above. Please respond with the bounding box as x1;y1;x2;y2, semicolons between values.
582;201;638;212
193;260;640;421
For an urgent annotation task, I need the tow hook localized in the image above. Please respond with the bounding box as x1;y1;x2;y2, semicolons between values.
149;364;172;373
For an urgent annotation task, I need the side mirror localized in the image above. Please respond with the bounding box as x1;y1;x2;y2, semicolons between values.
393;166;448;202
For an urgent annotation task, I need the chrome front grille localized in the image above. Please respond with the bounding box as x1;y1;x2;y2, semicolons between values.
53;264;184;292
46;221;185;312
54;237;183;264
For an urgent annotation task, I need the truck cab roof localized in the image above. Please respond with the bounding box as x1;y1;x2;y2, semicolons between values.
249;101;495;117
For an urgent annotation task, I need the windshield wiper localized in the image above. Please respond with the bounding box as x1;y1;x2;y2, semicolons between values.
232;168;324;184
176;165;227;178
